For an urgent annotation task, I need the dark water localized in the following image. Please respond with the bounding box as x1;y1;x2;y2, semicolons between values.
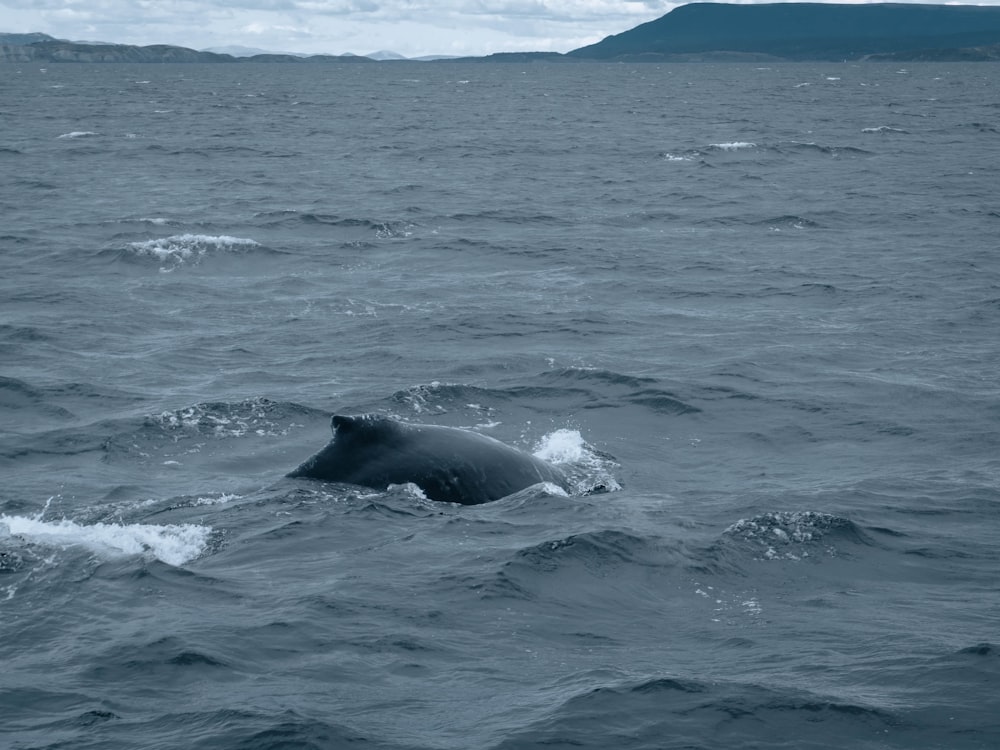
1;61;999;749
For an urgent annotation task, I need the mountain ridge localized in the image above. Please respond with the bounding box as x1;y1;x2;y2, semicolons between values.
5;4;1000;63
568;3;1000;61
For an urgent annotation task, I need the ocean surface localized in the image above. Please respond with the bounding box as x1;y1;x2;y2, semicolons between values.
1;61;998;749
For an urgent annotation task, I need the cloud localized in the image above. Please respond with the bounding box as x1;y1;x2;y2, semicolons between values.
291;0;380;14
2;0;670;55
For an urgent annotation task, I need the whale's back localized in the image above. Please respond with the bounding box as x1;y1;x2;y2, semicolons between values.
288;414;568;504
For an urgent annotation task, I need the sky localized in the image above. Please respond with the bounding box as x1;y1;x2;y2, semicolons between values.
2;0;999;59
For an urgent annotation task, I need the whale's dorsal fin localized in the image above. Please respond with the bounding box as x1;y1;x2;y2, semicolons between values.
332;414;356;433
332;414;368;434
331;414;398;439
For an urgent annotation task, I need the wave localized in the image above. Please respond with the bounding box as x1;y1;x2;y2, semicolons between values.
1;397;322;463
0;422;111;460
954;122;999;134
678;140;875;162
0;376;75;421
120;233;263;268
230;716;403;750
780;141;875;157
390;370;698;419
753;214;823;229
389;381;508;416
862;125;908;134
956;642;997;658
103;398;324;461
57;131;99;139
1;513;210;567
9;177;59;191
254;210;415;239
448;208;567;225
510;529;657;574
456;527;672;602
722;511;874;561
142;143;297;158
2;377;142;407
538;368;700;415
154;398;314;439
708;141;757;151
494;674;900;749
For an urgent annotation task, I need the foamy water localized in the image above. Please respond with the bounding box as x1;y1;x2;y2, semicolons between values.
1;515;211;566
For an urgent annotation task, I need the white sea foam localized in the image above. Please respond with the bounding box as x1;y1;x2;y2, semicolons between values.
396;381;447;414
862;126;907;134
663;153;693;162
534;428;588;464
387;482;428;500
57;131;98;139
711;142;756;151
126;233;260;266
534;428;622;494
537;481;569;497
725;511;847;561
156;399;295;439
1;514;211;566
192;492;241;506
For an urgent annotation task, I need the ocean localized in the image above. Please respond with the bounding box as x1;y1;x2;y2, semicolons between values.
1;60;998;749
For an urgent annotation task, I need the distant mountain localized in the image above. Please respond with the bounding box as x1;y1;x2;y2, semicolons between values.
363;50;465;61
202;45;308;58
0;37;377;63
567;2;1000;61
0;32;57;46
366;50;408;60
437;51;567;64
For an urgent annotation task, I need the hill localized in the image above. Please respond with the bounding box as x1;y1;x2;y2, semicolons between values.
0;35;375;63
567;2;1000;61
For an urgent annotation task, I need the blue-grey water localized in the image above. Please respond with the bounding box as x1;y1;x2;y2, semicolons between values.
1;61;999;749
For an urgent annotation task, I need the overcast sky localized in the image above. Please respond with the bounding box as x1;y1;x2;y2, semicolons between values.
2;1;999;58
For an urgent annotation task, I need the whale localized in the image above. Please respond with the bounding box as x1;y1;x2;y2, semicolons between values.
287;414;570;505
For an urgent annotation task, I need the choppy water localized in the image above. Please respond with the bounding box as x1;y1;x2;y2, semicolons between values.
1;61;999;749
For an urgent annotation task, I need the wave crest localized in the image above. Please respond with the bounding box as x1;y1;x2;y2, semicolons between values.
723;511;870;560
1;514;210;566
123;234;261;267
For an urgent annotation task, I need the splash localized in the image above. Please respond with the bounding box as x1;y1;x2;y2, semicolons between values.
862;126;907;134
534;428;588;464
534;429;621;494
155;398;297;439
1;514;211;566
724;511;856;561
125;233;259;267
710;141;757;151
